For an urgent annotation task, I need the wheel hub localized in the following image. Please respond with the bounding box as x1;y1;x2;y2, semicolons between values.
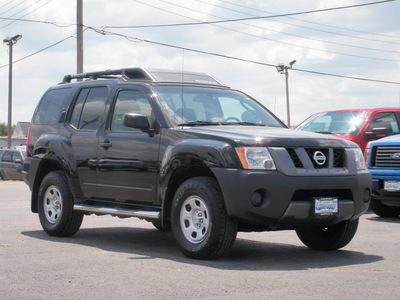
180;195;210;244
43;185;63;224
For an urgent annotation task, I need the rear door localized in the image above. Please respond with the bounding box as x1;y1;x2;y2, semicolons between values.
67;86;109;198
96;88;161;204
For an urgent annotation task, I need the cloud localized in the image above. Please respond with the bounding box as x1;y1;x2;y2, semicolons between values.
0;0;399;127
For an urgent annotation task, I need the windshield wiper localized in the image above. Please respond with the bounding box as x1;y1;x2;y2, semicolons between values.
178;121;221;126
316;131;333;134
221;121;266;126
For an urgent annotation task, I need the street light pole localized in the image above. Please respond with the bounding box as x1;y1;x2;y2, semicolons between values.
276;60;296;128
3;34;22;147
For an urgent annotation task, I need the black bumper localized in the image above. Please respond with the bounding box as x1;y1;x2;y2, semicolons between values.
372;179;400;207
212;168;371;229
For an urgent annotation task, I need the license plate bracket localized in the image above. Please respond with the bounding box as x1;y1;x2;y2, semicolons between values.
314;197;338;215
384;181;400;192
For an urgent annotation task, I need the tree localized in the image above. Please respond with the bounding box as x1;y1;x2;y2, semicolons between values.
0;122;16;137
0;123;7;136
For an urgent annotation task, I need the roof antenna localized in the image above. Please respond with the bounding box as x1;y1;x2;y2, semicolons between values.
180;49;185;122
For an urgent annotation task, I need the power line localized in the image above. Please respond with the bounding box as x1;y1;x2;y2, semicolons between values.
88;27;400;85
193;0;400;46
0;16;75;27
108;0;395;28
0;0;27;16
156;0;400;54
0;0;19;11
125;0;400;62
218;0;400;41
0;0;53;29
0;34;76;69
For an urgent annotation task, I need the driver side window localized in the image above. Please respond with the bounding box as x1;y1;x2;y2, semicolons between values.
111;90;153;132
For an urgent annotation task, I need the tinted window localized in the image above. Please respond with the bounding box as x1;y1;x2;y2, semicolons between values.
367;112;400;136
69;87;108;131
70;88;89;129
154;85;283;127
2;151;12;162
34;88;71;125
12;151;22;162
111;90;152;132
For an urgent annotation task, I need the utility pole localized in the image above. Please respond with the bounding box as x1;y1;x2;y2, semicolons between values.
276;60;296;128
3;34;22;147
77;0;83;75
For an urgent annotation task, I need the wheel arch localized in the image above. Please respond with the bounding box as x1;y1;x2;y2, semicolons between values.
31;159;65;213
159;141;236;229
30;134;81;213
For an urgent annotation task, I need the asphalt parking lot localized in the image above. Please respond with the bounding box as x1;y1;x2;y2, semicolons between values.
1;181;400;299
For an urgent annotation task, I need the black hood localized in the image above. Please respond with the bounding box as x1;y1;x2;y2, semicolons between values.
183;126;357;148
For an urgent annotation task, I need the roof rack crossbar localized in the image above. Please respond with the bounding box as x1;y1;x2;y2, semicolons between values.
60;68;227;87
61;68;153;83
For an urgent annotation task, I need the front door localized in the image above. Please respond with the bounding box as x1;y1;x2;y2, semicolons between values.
97;89;160;204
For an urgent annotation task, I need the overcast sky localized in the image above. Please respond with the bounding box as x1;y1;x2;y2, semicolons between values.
0;0;399;126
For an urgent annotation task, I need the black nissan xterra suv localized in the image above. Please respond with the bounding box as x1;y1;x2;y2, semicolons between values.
23;68;371;259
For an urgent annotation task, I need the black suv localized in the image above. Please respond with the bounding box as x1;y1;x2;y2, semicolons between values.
0;146;25;180
23;68;371;259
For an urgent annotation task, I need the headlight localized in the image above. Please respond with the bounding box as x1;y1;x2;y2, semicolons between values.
235;147;276;170
354;148;367;170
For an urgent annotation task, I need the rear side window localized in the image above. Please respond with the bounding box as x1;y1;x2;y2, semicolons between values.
33;88;71;125
2;151;12;162
69;87;108;131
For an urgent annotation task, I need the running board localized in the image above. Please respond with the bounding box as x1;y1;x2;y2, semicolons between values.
74;204;160;220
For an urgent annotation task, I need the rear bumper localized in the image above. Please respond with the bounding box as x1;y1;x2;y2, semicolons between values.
212;168;371;229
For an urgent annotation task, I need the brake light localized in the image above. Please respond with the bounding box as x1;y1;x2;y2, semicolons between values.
26;126;31;157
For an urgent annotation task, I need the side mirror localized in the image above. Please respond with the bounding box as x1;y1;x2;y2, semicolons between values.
14;158;22;164
122;113;151;132
363;127;388;141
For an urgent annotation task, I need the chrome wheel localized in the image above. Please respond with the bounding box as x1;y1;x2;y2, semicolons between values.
180;195;210;244
43;185;63;224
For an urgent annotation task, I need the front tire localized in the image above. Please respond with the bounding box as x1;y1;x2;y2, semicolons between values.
370;197;400;218
171;177;237;259
38;171;83;237
296;219;359;250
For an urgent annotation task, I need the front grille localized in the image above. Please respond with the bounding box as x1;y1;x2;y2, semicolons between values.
305;148;329;168
333;149;344;168
287;148;303;168
285;147;345;169
374;146;400;168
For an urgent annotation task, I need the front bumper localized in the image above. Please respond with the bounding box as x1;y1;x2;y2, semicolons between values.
372;178;400;207
212;168;371;229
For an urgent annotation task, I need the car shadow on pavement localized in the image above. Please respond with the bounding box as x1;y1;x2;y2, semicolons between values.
366;216;400;224
22;226;383;271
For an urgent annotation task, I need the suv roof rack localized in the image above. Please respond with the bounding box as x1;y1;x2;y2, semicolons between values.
61;68;227;87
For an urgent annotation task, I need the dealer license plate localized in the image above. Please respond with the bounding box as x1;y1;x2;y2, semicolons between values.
314;197;338;215
384;181;400;192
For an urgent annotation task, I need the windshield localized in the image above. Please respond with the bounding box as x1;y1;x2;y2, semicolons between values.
153;86;284;128
296;110;371;136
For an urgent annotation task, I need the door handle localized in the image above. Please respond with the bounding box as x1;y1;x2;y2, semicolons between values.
100;140;112;149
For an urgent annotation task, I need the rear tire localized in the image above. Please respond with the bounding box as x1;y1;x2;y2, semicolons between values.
171;177;237;259
296;219;359;250
370;197;400;218
38;171;83;237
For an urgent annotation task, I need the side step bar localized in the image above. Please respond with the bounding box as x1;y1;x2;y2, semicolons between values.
74;204;160;220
